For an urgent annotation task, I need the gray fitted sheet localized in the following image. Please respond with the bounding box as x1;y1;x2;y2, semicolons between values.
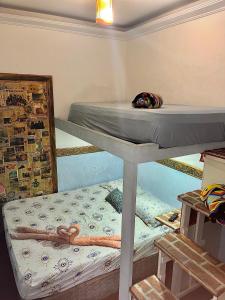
68;102;225;148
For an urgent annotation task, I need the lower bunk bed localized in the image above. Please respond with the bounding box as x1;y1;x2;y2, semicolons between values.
38;256;158;300
3;179;170;300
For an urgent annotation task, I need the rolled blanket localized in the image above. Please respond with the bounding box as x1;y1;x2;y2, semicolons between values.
200;184;225;225
132;92;163;109
10;224;121;249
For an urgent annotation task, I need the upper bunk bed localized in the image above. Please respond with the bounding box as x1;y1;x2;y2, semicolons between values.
55;102;225;300
69;102;225;147
56;102;225;163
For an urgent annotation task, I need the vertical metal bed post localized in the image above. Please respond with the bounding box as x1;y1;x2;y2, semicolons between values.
119;160;138;300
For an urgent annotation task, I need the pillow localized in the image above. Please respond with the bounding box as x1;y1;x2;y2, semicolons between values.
105;187;173;227
136;194;173;228
105;188;123;213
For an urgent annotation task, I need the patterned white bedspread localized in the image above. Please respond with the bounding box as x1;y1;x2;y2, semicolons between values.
3;180;170;300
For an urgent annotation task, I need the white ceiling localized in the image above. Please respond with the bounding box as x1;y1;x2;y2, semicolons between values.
0;0;196;28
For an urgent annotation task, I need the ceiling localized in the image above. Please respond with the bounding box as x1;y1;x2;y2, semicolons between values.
0;0;197;29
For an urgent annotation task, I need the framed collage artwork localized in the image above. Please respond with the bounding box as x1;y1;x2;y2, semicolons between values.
0;73;57;205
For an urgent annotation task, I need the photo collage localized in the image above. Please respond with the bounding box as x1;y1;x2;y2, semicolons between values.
0;79;56;204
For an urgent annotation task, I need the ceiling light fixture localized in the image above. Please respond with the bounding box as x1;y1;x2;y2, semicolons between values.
96;0;113;26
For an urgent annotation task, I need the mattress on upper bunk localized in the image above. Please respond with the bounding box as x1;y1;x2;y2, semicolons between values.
68;102;225;148
3;180;170;300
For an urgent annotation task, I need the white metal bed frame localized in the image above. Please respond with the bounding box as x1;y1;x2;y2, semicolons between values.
55;118;225;300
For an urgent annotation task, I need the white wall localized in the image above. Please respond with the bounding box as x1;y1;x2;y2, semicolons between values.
1;9;225;117
0;24;127;118
127;10;225;107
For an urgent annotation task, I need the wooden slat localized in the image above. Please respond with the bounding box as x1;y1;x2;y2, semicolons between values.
131;275;176;300
155;232;225;297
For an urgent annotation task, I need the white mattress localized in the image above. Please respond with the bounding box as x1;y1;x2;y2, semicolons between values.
3;180;170;300
68;102;225;147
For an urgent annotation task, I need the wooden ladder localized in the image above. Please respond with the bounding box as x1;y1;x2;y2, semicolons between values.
131;274;177;300
156;232;225;300
131;189;225;300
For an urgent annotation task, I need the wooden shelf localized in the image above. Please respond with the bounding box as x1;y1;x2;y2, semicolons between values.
203;148;225;161
155;209;181;230
155;232;225;298
131;275;176;300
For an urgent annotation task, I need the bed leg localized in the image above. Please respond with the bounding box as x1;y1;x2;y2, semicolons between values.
194;212;205;246
180;204;191;236
171;262;183;296
157;250;171;284
119;161;138;300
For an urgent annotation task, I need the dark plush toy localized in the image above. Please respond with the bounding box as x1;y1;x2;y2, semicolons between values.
132;92;163;109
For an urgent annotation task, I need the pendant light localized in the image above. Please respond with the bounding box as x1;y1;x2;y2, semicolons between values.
96;0;113;25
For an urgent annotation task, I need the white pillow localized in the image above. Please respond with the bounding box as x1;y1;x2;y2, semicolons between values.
136;193;173;227
101;179;173;227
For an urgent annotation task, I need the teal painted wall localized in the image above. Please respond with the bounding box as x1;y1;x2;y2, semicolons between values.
57;152;201;208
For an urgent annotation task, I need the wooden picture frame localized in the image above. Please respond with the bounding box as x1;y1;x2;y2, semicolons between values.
0;73;57;204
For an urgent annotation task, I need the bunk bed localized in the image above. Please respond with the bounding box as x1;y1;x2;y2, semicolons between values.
55;102;225;300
